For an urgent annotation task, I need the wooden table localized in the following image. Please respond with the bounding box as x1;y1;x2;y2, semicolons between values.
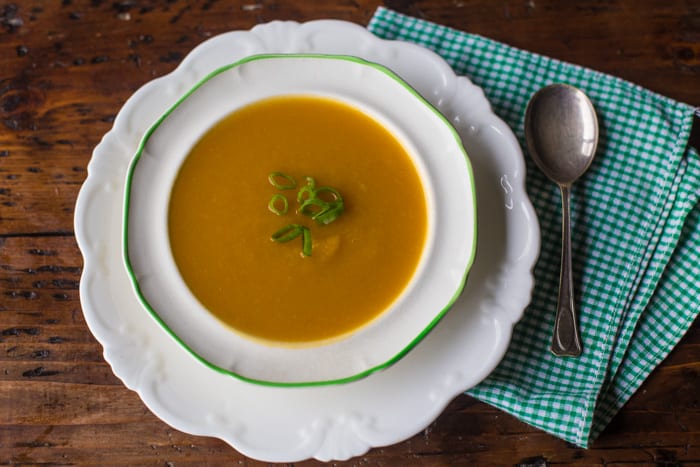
2;1;698;464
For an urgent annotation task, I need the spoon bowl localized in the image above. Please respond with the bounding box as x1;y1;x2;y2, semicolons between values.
526;84;598;185
524;83;598;357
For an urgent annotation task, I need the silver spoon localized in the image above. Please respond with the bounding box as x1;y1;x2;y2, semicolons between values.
524;83;598;357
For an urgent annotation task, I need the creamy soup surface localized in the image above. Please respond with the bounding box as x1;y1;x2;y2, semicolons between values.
168;95;428;345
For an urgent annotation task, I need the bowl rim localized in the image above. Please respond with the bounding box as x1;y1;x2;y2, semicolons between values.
122;52;477;387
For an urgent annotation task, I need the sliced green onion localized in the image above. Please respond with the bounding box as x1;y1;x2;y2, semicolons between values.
298;197;327;217
270;224;312;257
315;186;342;202
296;176;317;203
313;202;344;225
271;224;303;243
295;178;344;226
268;172;343;257
268;194;288;215
268;172;297;190
301;227;312;257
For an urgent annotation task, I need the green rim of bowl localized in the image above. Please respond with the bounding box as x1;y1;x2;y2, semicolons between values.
122;53;478;388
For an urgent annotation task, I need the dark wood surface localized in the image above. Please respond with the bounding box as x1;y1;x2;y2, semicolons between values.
2;0;699;465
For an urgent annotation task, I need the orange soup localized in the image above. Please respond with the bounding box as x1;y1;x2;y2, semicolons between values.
168;95;427;345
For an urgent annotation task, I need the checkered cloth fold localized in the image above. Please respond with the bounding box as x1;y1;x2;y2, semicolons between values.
368;7;700;447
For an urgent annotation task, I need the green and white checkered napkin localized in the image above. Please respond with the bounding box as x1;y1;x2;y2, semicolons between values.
368;7;700;447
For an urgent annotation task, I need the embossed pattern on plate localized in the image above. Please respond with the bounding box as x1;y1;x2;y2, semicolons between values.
74;20;539;462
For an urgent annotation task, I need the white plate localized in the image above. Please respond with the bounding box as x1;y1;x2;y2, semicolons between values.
75;20;539;462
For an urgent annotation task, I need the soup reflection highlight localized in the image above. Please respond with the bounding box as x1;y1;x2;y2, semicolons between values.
168;95;428;345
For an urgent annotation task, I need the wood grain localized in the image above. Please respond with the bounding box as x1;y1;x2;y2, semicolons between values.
2;0;699;465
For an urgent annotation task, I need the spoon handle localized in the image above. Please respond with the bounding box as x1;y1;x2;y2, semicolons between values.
551;185;583;357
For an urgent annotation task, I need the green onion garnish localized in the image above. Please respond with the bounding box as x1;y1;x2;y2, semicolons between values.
270;224;312;257
296;177;344;226
301;227;312;257
271;223;304;242
313;202;344;225
268;172;297;190
298;196;327;217
268;194;288;215
296;176;317;203
315;186;342;202
268;173;344;257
